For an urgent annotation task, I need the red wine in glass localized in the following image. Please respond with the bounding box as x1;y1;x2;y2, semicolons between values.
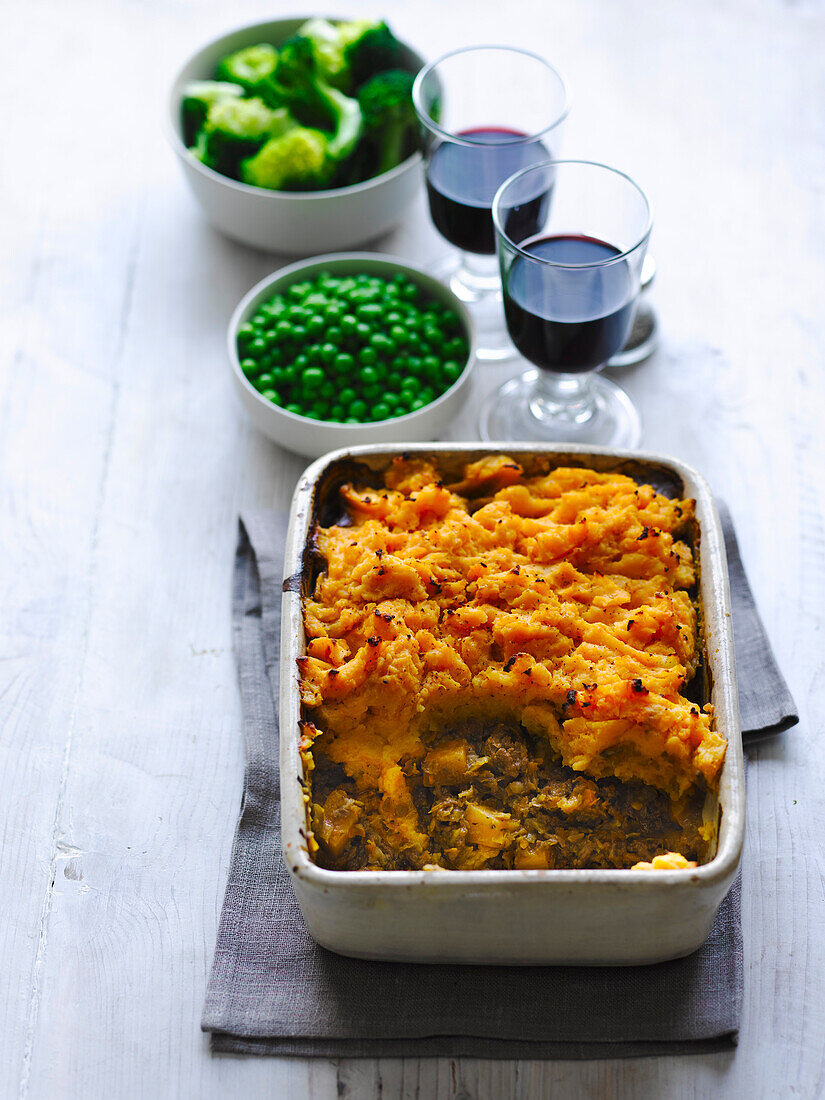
425;128;551;254
502;234;637;373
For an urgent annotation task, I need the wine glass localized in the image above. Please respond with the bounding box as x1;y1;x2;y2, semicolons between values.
480;160;652;445
412;47;569;361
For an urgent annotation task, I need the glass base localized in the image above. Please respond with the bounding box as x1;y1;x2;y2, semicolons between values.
479;368;641;447
430;253;515;361
607;301;659;368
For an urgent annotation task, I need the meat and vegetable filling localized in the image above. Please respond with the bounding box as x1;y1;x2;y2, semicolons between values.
311;718;708;870
298;455;725;871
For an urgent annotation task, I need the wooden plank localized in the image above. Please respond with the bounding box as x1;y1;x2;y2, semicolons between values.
0;4;149;1092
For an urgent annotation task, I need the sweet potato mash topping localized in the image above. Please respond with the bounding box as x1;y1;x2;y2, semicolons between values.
300;456;725;870
631;852;699;871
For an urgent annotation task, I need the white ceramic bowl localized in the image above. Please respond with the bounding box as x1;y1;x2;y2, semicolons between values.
228;254;476;457
281;444;745;965
167;18;426;254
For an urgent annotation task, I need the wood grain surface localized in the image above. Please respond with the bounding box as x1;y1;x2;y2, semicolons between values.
2;0;824;1096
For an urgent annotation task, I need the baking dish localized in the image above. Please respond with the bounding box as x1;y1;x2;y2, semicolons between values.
280;444;744;965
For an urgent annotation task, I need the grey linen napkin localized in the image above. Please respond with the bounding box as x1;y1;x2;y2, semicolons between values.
716;501;799;741
202;505;796;1058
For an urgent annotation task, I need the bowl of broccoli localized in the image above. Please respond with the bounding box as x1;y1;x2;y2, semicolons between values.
168;17;426;254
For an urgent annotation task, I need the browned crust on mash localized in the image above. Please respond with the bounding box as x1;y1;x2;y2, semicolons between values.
298;455;726;871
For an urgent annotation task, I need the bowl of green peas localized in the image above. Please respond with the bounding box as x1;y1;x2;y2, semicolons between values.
228;253;476;457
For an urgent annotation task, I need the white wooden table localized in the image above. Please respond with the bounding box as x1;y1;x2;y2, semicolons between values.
3;0;824;1096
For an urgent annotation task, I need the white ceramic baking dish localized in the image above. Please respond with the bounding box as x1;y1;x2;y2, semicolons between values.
280;443;745;965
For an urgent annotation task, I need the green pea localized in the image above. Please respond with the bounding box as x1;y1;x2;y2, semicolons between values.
306;315;325;336
401;376;420;393
249;337;266;356
420;387;435;403
442;361;462;383
355;322;372;339
325;303;344;320
260;388;279;403
370;333;394;355
400;282;419;301
281;364;297;383
424;326;444;346
319;382;336;401
237;323;256;344
293;353;308;370
303;293;329;308
385;311;403;324
291;325;307;344
334;352;355;373
344;417;360;424
409;398;427;411
362;384;381;401
319;343;337;364
360;347;378;366
330;404;345;419
339;387;357;405
256;371;274;388
349;399;367;420
421;355;440;379
372;402;390;421
340;314;358;335
302;367;324;389
285;403;303;416
383;392;399;409
240;358;259;377
360;365;379;385
357;303;383;320
389;325;408;346
387;371;402;388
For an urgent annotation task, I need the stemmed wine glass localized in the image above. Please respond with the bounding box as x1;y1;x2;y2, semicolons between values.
412;47;569;361
480;160;652;445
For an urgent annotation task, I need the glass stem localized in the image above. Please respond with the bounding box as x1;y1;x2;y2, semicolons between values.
530;371;597;426
451;251;502;301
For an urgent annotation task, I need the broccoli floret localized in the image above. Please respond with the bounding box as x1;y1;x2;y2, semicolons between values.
195;97;290;178
271;36;362;161
241;127;332;190
357;70;417;176
297;18;375;88
343;21;403;89
296;18;404;92
181;80;243;146
215;43;279;96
